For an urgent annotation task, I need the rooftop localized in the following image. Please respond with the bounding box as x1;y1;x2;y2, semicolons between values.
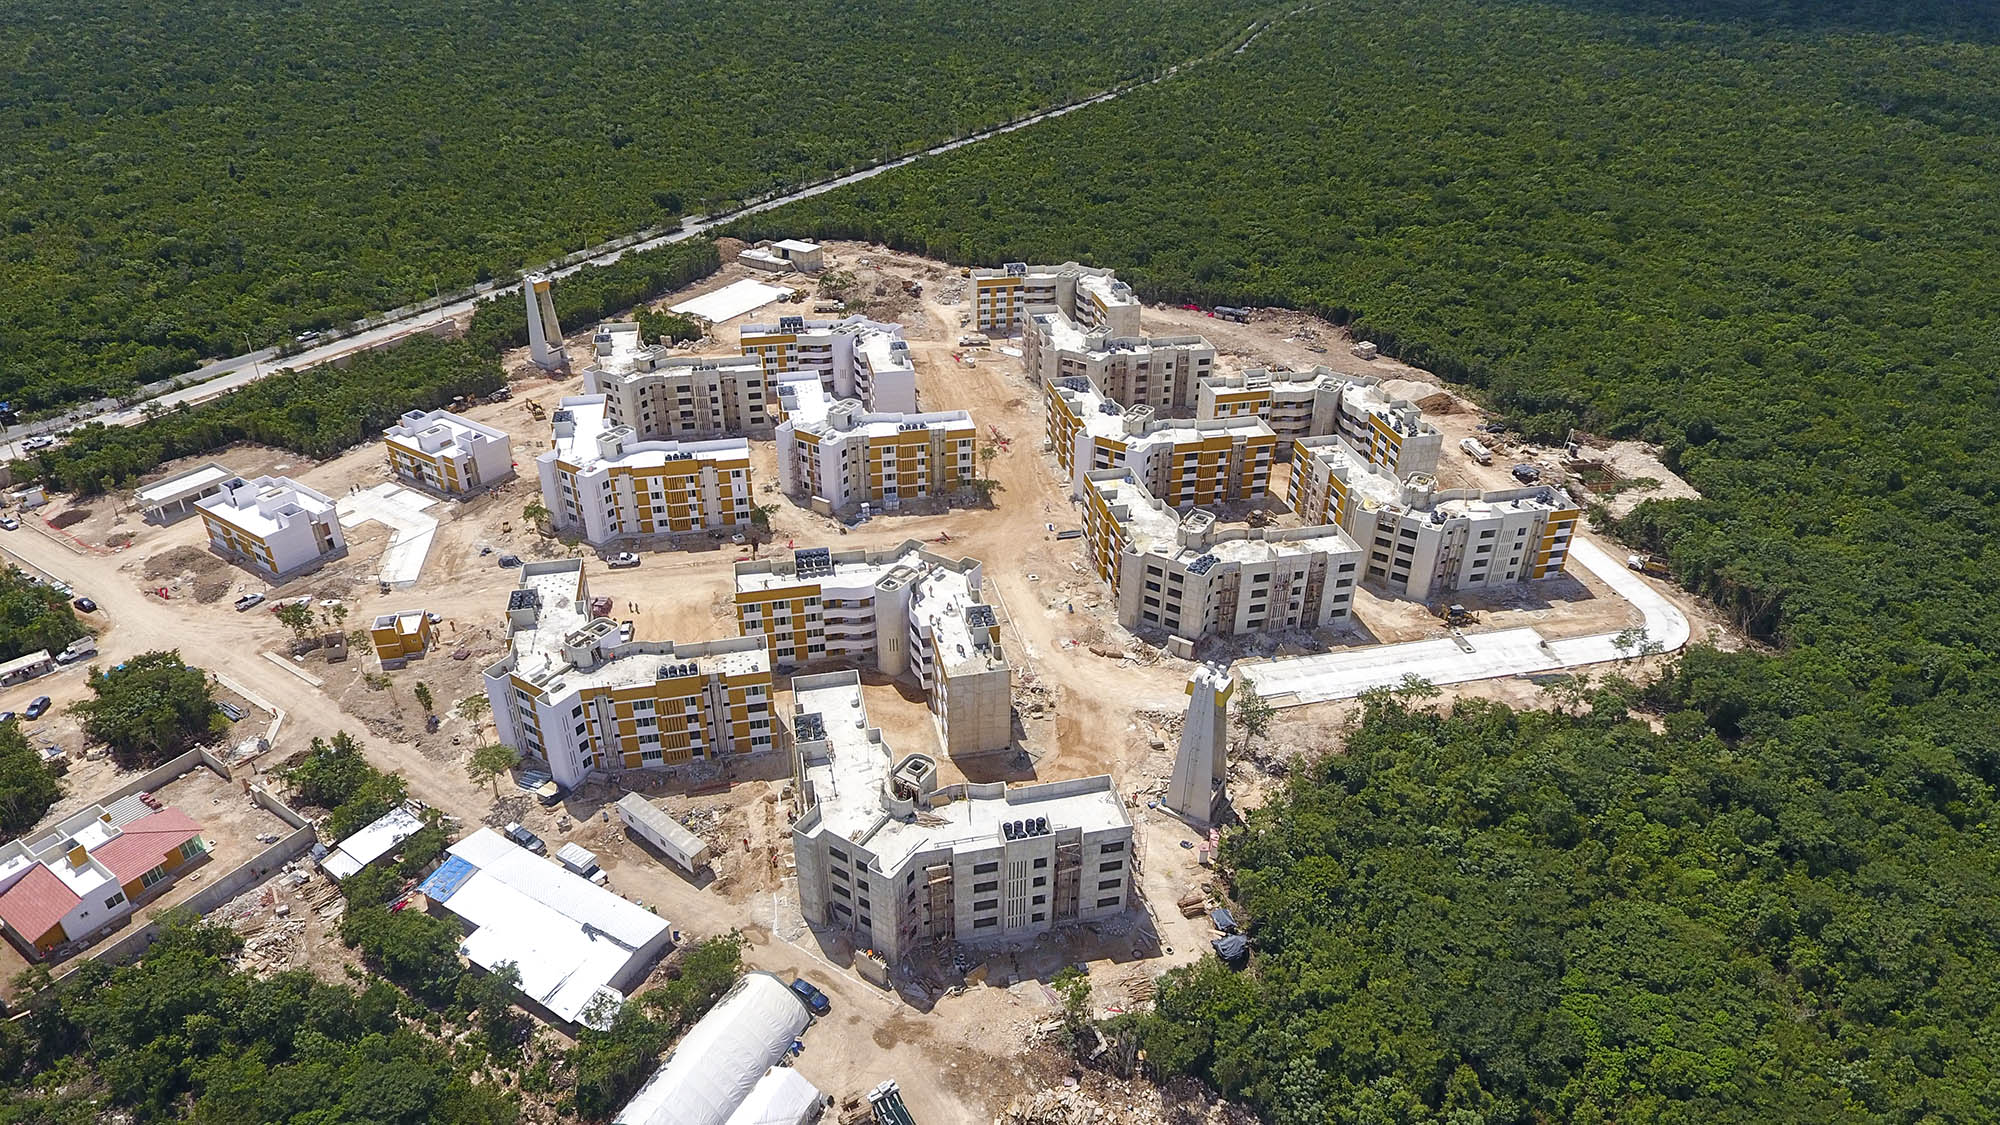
504;561;767;697
384;409;507;456
195;475;336;538
420;828;670;1027
135;461;234;506
797;676;1125;876
546;396;750;472
321;806;425;881
1056;378;1268;446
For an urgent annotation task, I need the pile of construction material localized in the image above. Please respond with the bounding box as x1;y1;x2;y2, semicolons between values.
996;1077;1259;1125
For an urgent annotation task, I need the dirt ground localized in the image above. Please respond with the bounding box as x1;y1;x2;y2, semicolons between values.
0;759;297;991
0;239;1744;1119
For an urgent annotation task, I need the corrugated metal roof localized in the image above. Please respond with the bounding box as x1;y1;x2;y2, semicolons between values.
0;864;82;941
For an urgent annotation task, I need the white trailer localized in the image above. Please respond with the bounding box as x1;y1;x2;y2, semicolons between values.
615;793;712;873
1459;437;1494;465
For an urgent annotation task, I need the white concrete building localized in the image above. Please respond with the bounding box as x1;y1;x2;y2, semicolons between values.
738;315;917;414
1045;376;1275;504
197;475;347;578
134;461;234;524
417;828;672;1028
1082;469;1362;642
735;542;1011;754
773;375;976;516
482;560;775;789
969;262;1141;336
1022;308;1217;415
1290;435;1581;599
382;409;514;497
537;395;752;547
1198;367;1444;474
790;672;1131;963
585;323;776;438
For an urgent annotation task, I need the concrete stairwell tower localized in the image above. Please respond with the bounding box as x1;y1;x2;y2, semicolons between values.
1166;664;1232;825
525;273;569;371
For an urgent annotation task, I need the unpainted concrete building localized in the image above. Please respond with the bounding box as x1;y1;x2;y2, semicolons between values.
789;672;1131;963
1082;469;1362;642
735;542;1011;755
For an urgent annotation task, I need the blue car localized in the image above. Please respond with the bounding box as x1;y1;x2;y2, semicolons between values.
788;977;830;1016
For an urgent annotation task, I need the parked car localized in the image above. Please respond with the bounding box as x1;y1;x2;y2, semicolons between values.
788;977;831;1017
618;620;634;643
217;701;246;722
502;822;547;855
0;711;16;723
23;697;52;720
0;517;18;531
606;552;640;568
234;593;266;612
498;554;523;568
1510;463;1542;484
71;597;96;613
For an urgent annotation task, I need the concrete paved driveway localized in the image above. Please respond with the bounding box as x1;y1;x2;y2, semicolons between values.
1242;537;1691;706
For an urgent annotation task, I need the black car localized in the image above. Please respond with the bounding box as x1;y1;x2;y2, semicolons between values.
788;977;831;1017
498;554;523;568
0;711;15;723
72;597;96;613
502;822;547;855
24;696;52;720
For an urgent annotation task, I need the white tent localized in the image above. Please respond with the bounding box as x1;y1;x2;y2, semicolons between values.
725;1068;824;1125
614;973;811;1125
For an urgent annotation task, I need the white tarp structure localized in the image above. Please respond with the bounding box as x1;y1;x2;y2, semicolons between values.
614;973;812;1125
725;1068;824;1125
418;828;672;1028
670;279;791;323
321;806;425;881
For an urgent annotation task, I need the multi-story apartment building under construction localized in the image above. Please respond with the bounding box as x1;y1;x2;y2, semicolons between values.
1081;469;1362;643
1022;308;1217;415
536;395;751;548
1289;435;1581;599
196;475;347;579
737;315;918;414
1044;376;1274;505
1196;367;1443;474
382;409;514;497
968;262;1142;337
483;560;775;788
734;542;1011;754
584;323;775;438
774;375;976;516
789;671;1131;963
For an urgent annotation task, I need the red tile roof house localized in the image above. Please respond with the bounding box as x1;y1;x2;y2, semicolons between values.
0;797;210;961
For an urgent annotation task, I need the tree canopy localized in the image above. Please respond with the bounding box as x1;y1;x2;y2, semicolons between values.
0;718;61;837
70;650;222;767
0;567;85;664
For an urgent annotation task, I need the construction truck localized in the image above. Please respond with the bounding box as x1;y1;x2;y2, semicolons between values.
1459;437;1494;465
1627;554;1671;578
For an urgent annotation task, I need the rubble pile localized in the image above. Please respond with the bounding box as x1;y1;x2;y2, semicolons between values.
997;1076;1258;1125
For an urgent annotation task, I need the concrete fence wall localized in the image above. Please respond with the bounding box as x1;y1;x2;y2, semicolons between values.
91;745;231;807
53;786;318;977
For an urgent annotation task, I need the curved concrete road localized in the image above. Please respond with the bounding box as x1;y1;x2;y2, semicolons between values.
1240;537;1691;707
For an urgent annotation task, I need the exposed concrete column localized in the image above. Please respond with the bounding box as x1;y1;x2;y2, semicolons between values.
1166;664;1232;825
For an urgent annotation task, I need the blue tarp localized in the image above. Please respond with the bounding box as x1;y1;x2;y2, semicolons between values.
418;855;478;902
1212;934;1250;965
1211;907;1237;933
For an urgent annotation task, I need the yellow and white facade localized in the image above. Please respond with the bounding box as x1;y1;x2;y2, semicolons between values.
383;409;514;496
1289;435;1580;599
483;561;774;788
537;395;751;548
735;543;1011;754
1045;377;1274;506
369;610;434;664
196;475;347;578
1082;469;1362;642
1196;367;1444;475
774;376;976;515
969;262;1141;336
738;315;918;413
